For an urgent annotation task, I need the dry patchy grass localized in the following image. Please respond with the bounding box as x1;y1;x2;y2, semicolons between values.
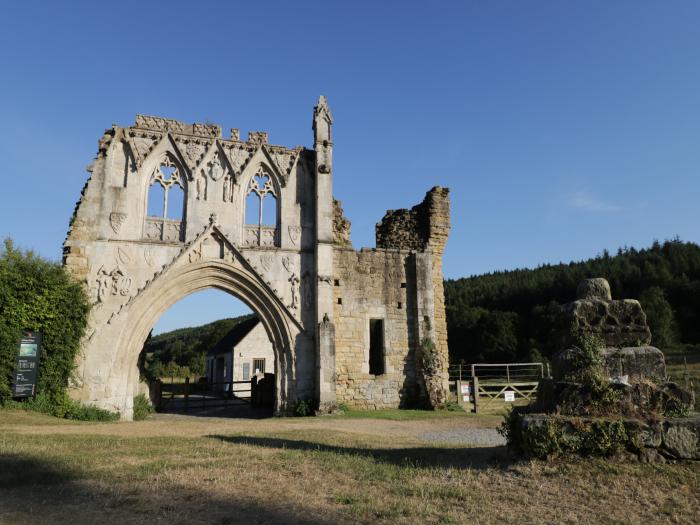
0;408;698;524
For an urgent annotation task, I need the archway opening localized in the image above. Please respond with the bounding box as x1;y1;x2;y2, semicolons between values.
139;288;277;418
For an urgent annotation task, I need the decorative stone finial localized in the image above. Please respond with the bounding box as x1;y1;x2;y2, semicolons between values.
314;95;333;123
577;278;612;301
209;213;218;225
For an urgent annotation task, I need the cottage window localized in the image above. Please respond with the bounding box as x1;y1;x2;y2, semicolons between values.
253;358;266;375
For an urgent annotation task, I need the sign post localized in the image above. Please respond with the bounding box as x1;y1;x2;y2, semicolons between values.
12;330;42;398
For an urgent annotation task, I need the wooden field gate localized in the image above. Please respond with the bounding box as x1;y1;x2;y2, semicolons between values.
154;378;252;412
450;363;545;412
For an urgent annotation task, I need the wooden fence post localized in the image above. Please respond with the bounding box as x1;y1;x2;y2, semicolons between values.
472;376;479;413
154;379;162;411
184;376;189;412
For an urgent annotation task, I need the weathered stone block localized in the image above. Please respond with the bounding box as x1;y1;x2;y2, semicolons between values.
561;299;652;347
513;413;700;461
577;278;612;301
552;346;666;381
663;417;700;459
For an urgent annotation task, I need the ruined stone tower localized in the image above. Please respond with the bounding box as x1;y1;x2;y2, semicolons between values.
63;97;450;418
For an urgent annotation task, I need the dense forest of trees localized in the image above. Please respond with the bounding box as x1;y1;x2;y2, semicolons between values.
141;314;254;379
141;240;700;375
445;239;700;365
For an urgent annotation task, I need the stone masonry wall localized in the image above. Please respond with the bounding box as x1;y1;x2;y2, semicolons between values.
333;248;419;408
375;187;451;404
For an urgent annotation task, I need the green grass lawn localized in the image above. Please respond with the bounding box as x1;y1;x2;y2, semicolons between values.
1;408;698;524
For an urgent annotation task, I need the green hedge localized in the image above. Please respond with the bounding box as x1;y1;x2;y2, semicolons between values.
0;239;90;407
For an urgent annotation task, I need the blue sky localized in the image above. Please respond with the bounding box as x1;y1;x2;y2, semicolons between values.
1;2;698;333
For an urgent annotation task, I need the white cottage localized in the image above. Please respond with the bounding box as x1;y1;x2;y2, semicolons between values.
205;317;274;390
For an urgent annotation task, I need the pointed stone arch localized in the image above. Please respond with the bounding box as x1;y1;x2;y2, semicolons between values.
76;222;302;420
120;259;299;418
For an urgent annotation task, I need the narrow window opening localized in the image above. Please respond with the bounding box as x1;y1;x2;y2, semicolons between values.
261;193;277;226
147;182;165;217
334;279;341;286
369;319;385;375
167;184;184;220
245;192;260;224
337;297;342;305
244;166;279;247
400;282;406;289
397;302;402;309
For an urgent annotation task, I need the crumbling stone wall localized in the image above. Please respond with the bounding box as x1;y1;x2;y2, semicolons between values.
333;248;417;408
331;187;451;409
333;199;351;247
374;187;451;407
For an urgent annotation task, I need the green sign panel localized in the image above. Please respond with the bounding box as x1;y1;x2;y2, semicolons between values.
12;330;42;398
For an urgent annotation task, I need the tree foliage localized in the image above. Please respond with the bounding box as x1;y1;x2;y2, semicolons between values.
0;239;90;404
445;239;700;364
141;314;254;379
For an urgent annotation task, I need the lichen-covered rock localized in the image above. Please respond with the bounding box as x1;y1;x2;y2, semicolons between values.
553;346;666;381
600;346;666;380
663;417;700;459
511;413;700;461
507;278;696;462
577;278;612;301
560;298;652;347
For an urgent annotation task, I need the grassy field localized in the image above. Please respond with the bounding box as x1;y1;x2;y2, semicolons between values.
1;408;698;525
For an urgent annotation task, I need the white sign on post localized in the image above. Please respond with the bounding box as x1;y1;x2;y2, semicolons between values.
504;390;515;402
460;384;471;394
462;394;470;402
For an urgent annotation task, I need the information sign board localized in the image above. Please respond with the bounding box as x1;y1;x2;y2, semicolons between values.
12;331;42;398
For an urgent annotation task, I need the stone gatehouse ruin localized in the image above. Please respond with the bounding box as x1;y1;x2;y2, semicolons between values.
63;97;450;419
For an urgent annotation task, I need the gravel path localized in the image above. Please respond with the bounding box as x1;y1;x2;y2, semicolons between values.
418;427;506;447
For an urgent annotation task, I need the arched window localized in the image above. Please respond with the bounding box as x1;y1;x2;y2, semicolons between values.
144;156;186;242
244;166;278;247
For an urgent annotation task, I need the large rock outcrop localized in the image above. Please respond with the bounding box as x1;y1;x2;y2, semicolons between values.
507;279;697;461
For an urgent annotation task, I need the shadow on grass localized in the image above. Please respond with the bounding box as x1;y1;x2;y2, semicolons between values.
0;454;336;525
208;435;510;470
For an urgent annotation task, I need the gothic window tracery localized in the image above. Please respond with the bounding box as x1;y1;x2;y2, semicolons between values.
244;165;279;247
145;155;186;242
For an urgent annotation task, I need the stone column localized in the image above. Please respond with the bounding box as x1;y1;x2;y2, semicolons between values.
313;96;337;410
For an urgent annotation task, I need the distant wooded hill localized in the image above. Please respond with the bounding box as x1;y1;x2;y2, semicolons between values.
445;239;700;365
141;240;700;374
141;314;254;379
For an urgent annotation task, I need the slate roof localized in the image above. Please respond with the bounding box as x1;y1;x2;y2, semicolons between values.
206;316;259;357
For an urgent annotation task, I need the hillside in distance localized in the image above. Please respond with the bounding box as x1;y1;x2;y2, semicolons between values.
142;314;255;377
445;239;700;364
